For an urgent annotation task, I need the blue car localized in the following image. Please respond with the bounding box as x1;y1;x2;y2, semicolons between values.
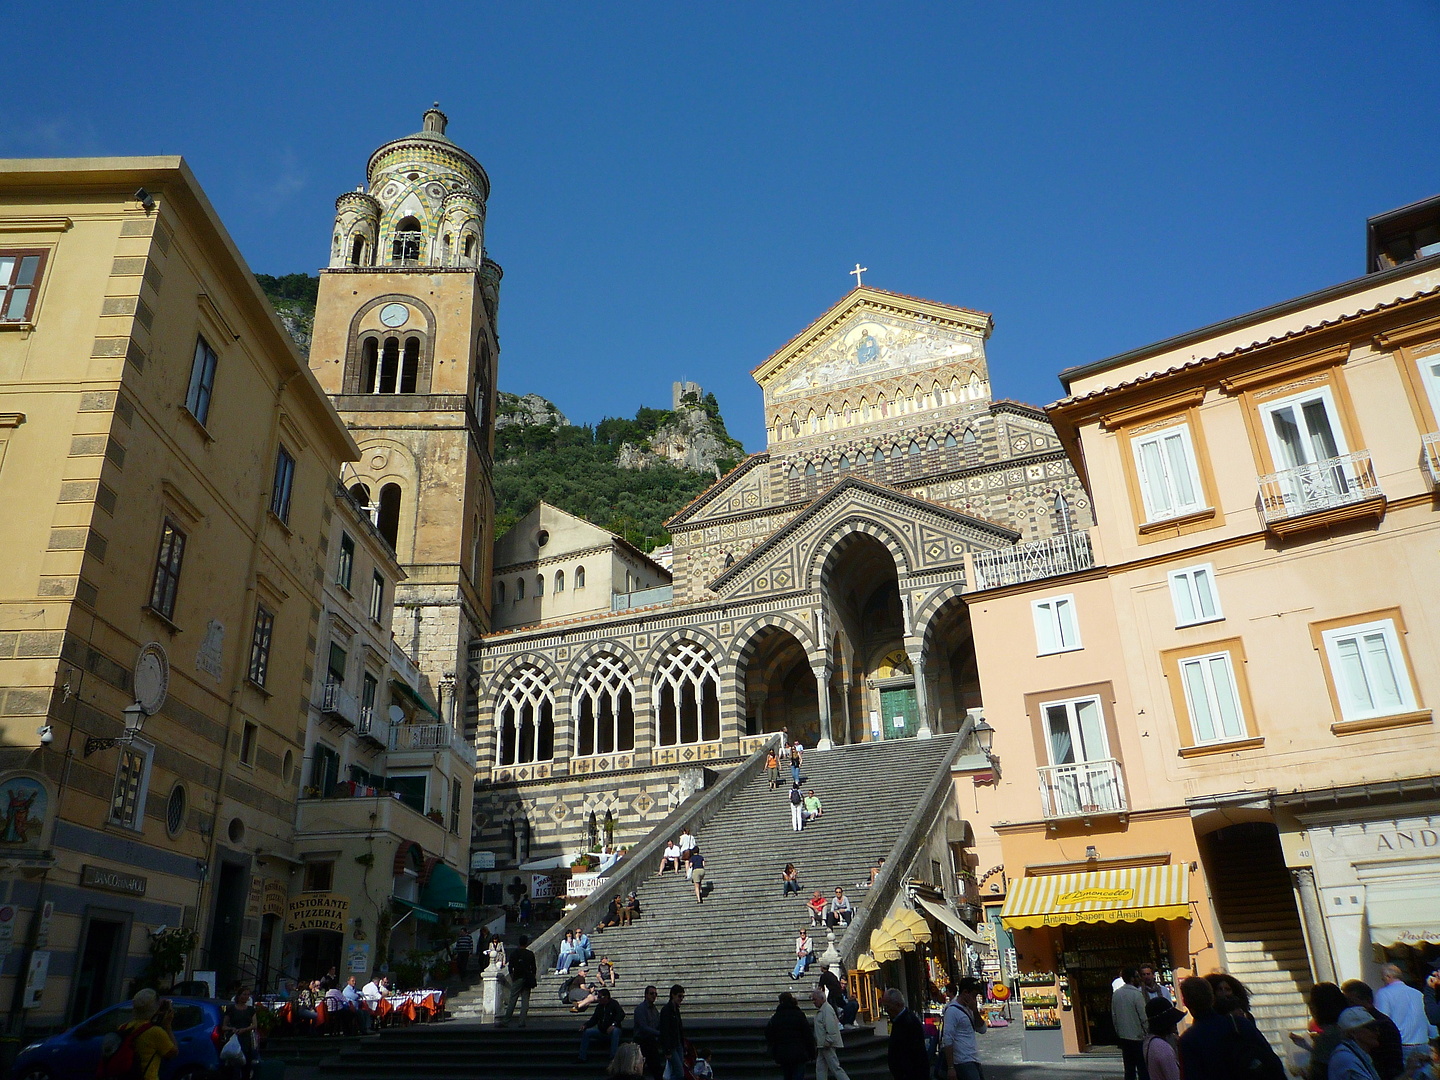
11;996;224;1080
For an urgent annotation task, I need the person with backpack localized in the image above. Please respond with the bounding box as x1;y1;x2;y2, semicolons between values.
765;991;816;1080
789;782;806;831
497;934;538;1028
99;989;177;1080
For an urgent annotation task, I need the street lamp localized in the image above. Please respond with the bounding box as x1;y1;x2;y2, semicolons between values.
83;703;147;757
971;716;1001;779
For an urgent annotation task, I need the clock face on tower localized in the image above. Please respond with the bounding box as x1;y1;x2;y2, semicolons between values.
379;303;409;328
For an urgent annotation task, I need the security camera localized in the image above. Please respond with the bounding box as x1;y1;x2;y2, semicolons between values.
134;188;155;212
37;725;54;746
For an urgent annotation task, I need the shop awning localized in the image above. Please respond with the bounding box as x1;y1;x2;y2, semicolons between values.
421;861;469;912
1000;865;1190;929
391;896;439;923
916;897;988;944
1365;875;1440;947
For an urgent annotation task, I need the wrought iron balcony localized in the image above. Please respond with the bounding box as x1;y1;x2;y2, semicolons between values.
1037;758;1127;819
1423;433;1440;488
1257;451;1383;529
320;678;359;726
972;530;1095;590
356;705;388;749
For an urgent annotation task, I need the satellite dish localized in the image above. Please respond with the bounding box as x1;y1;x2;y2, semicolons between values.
388;704;406;724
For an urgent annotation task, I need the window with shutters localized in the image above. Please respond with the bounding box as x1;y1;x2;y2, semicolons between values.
270;446;296;524
1178;651;1248;744
1132;423;1206;524
1320;618;1418;723
248;604;275;686
1032;595;1081;655
1168;565;1223;627
149;519;187;621
110;740;153;829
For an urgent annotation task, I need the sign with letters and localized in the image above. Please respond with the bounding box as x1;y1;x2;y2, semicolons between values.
82;865;147;896
262;879;287;918
285;893;349;933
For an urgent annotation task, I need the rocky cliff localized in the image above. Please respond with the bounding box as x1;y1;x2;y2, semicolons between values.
496;392;569;430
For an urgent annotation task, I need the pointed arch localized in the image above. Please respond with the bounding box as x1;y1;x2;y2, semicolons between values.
495;665;554;766
654;640;721;746
573;653;635;756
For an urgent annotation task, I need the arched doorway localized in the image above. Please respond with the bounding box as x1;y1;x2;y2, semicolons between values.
739;625;819;747
924;596;982;733
821;531;908;742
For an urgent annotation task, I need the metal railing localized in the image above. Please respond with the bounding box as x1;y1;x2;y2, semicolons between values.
1257;450;1382;525
390;640;423;692
1423;433;1440;488
357;705;388;746
1037;758;1127;818
611;584;674;612
972;530;1095;590
320;678;359;726
389;722;471;757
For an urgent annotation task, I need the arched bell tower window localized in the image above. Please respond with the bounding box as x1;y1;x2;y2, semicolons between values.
350;235;366;266
360;338;379;393
379;338;400;393
464;234;477;261
442;234;453;264
400;337;420;393
391;217;423;264
376;484;402;550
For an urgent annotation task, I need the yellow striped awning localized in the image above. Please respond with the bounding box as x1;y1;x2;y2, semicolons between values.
1000;865;1190;929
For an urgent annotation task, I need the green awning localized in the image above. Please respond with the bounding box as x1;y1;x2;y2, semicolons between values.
391;896;439;923
390;677;442;721
420;862;468;912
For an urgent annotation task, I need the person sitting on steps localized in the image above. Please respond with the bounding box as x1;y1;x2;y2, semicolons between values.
657;839;682;875
827;887;853;928
782;863;801;896
807;890;828;927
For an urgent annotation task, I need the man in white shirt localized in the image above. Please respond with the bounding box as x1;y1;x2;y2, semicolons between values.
939;979;985;1080
657;840;682;875
1110;967;1148;1080
810;987;850;1080
342;975;370;1034
1374;963;1432;1062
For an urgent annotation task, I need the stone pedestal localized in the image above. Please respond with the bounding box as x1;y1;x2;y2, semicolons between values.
480;966;505;1022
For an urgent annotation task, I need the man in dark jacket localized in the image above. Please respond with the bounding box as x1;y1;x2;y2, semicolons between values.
1342;980;1405;1080
497;935;537;1028
633;985;664;1080
765;991;817;1080
659;984;686;1080
579;988;626;1063
883;987;929;1080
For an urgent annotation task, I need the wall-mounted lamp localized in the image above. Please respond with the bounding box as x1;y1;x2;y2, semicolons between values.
37;725;54;746
84;703;147;757
1085;845;1099;861
971;717;1001;779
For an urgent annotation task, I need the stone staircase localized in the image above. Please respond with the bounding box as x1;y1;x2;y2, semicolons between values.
1205;824;1313;1053
309;1019;895;1080
450;735;959;1022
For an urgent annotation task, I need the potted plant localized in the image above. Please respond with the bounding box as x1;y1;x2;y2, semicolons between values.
426;808;445;824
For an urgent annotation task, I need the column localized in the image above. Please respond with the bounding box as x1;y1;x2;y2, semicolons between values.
1291;868;1336;984
811;659;834;750
908;647;932;739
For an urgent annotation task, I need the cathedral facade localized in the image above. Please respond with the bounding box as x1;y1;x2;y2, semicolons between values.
471;287;1093;863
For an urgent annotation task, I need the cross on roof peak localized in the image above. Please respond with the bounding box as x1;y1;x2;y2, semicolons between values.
850;263;868;288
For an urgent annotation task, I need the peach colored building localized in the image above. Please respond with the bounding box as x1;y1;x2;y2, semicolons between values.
960;196;1440;1058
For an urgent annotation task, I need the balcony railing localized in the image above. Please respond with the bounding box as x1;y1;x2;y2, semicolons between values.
390;640;423;693
320;678;359;726
1257;450;1382;526
1423;433;1440;488
356;705;388;747
389;722;473;760
972;530;1095;590
1037;758;1127;819
611;585;674;612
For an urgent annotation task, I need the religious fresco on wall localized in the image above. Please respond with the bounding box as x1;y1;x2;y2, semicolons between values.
0;775;47;848
769;313;982;400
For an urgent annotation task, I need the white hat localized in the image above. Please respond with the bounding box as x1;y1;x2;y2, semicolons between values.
1337;1006;1376;1033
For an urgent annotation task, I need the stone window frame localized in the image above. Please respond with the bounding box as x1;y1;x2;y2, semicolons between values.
340;294;438;395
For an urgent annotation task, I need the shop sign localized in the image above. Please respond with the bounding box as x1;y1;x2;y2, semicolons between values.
531;874;553;899
471;851;496;870
82;865;147;896
567;874;607;898
247;876;263;917
22;950;48;1008
1056;887;1133;906
347;942;371;974
263;879;287;918
285;893;349;933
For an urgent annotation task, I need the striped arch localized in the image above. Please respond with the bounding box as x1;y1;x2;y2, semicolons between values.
483;652;565;730
641;626;726;678
729;611;820;679
562;639;644;691
804;516;914;593
915;581;973;653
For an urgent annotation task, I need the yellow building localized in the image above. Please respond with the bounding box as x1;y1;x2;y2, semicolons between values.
961;195;1440;1058
0;158;356;1029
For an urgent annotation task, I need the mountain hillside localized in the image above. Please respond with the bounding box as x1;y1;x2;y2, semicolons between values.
254;274;745;553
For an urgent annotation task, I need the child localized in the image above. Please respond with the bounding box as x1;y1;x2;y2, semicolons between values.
693;1044;714;1079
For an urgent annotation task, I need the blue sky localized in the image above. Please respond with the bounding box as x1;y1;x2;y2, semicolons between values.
8;2;1439;451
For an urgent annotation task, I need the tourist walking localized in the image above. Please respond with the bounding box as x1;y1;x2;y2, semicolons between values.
1331;1008;1387;1080
659;984;686;1080
1204;971;1252;1018
1295;984;1360;1079
497;934;536;1028
812;986;852;1080
578;988;626;1063
1112;967;1150;1080
452;926;474;977
827;886;853;927
118;989;178;1080
607;1043;648;1080
782;863;801;896
1142;996;1185;1080
1375;965;1432;1066
679;826;698;878
688;848;707;903
633;985;663;1080
883;988;929;1080
790;929;814;979
789;741;804;784
1178;975;1283;1080
1342;981;1404;1080
789;783;805;831
767;748;781;789
221;986;258;1080
939;978;987;1080
766;991;816;1080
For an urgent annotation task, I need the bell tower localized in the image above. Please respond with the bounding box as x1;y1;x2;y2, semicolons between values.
309;105;500;736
